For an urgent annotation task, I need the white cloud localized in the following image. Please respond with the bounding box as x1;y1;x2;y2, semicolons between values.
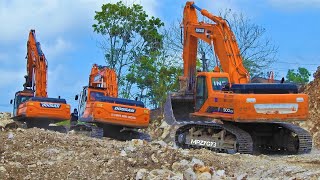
0;68;25;88
268;0;320;9
42;37;73;60
0;0;158;43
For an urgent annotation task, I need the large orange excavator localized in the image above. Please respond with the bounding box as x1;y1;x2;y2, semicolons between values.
10;30;70;130
164;2;312;154
71;64;150;140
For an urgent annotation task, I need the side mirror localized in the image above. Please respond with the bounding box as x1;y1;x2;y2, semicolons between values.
10;99;13;104
75;95;79;100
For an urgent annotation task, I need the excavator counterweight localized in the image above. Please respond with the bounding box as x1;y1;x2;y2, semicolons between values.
164;2;312;154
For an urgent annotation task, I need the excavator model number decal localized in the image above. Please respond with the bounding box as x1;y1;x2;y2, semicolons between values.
223;108;234;114
190;139;217;147
206;107;234;114
112;106;136;113
195;28;205;33
40;103;61;108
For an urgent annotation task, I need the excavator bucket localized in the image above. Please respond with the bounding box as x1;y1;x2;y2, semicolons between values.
164;93;194;125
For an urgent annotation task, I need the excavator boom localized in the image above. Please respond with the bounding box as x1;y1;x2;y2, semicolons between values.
25;30;48;97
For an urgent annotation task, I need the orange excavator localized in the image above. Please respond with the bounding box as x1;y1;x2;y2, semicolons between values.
10;30;70;130
164;2;312;154
71;64;150;140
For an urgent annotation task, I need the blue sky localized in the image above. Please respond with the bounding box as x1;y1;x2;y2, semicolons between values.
0;0;319;112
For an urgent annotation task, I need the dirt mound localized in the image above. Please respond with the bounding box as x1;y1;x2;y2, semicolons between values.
302;66;320;148
1;128;320;179
0;112;21;131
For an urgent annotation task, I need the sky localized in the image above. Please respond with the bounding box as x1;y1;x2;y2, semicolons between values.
0;0;319;112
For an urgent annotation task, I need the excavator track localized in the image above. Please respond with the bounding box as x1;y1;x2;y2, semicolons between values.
278;122;312;154
224;122;312;154
175;122;253;154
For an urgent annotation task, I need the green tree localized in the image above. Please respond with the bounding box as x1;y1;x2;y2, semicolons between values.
286;67;311;84
92;1;164;96
125;30;182;108
93;1;181;108
224;10;278;77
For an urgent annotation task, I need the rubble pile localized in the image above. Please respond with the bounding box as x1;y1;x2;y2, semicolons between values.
144;109;175;143
1;128;320;179
302;66;320;148
0;113;18;131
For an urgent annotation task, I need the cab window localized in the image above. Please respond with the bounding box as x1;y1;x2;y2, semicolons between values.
212;77;229;90
195;76;208;111
90;91;105;101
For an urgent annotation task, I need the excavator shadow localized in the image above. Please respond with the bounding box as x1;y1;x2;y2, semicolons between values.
69;121;151;141
14;117;69;133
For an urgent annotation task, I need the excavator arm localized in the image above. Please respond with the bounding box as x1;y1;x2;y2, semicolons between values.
182;1;249;92
24;30;48;97
89;64;118;98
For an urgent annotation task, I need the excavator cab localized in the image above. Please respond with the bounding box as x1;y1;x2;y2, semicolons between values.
11;90;34;117
165;72;231;124
76;86;111;120
195;72;230;111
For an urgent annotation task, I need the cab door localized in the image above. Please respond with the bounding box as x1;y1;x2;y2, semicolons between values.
12;95;19;116
78;87;88;117
195;76;208;111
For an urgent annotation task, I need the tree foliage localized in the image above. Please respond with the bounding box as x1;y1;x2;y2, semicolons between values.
92;1;164;87
93;1;181;108
286;67;311;84
125;30;182;108
126;56;181;108
223;10;278;77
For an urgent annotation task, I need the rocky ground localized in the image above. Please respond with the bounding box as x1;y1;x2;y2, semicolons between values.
299;66;320;148
1;127;320;180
